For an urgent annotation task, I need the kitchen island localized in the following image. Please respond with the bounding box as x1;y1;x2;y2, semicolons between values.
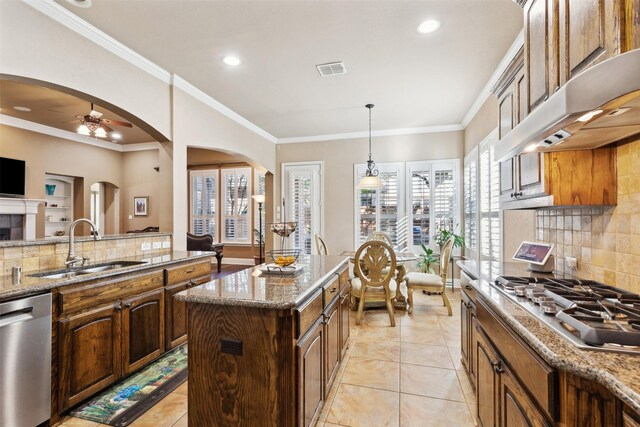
457;260;640;426
175;255;350;427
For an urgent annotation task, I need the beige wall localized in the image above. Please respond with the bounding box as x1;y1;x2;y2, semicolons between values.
276;131;464;255
535;136;640;293
121;150;161;232
464;96;498;155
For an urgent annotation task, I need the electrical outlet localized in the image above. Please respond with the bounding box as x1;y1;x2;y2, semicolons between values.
128;215;133;219
152;241;161;249
566;256;577;270
141;242;151;251
162;241;171;249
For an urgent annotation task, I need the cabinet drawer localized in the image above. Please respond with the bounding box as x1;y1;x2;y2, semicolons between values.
59;271;164;314
338;266;350;289
477;297;558;421
296;290;323;339
165;261;211;285
323;274;340;306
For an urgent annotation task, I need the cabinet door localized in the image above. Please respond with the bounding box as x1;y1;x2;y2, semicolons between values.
500;159;516;202
516;69;528;124
475;322;500;427
58;304;122;411
461;298;470;371
559;0;625;84
525;0;557;112
122;288;165;375
518;153;543;189
165;282;189;350
339;287;350;359
499;90;515;140
500;365;551;427
297;318;324;427
324;297;340;398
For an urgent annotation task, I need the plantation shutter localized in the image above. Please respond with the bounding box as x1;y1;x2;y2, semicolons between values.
433;166;456;237
289;171;313;254
190;169;217;240
409;167;431;246
478;131;500;277
221;167;251;244
463;148;478;256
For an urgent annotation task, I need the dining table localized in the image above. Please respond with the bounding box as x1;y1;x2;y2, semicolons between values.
340;249;418;310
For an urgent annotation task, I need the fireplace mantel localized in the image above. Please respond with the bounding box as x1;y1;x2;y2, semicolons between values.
0;198;44;240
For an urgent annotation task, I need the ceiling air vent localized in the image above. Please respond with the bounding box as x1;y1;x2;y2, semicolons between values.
316;62;347;77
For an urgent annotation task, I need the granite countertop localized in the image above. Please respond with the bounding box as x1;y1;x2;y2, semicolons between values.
0;250;214;301
176;255;349;310
458;260;640;414
0;232;172;248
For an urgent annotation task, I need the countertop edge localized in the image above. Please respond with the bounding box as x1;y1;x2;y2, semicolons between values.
0;252;214;301
471;281;640;414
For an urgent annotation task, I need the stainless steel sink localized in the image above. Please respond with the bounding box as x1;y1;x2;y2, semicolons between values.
30;260;148;279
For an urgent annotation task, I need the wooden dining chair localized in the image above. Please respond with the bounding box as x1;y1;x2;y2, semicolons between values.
314;234;328;255
405;237;454;316
366;231;393;246
350;240;398;326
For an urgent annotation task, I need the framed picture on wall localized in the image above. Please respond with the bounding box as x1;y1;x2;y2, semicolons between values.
134;196;148;216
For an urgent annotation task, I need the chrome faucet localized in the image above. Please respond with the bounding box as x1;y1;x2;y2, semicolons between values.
66;219;102;268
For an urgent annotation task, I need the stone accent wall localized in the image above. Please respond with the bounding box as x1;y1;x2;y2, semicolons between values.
0;234;172;275
535;138;640;293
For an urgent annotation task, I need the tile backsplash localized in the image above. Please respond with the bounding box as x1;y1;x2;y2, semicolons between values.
535;138;640;293
0;234;172;276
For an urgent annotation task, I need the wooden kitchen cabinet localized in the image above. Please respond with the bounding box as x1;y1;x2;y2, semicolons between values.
339;286;351;360
165;282;189;349
323;295;340;398
500;363;551;427
560;372;621;426
57;303;122;411
475;323;500;427
460;285;476;386
297;317;324;427
122;288;165;375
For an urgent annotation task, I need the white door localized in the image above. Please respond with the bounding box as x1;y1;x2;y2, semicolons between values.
282;163;323;255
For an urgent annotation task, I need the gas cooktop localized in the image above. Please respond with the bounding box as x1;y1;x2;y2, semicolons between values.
493;276;640;354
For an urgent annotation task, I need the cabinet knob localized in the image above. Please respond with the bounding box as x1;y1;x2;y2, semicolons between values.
492;360;504;374
514;192;523;198
330;287;337;293
124;302;132;308
189;280;197;287
115;304;122;311
185;268;196;274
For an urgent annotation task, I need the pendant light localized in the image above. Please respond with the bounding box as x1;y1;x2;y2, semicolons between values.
357;104;384;189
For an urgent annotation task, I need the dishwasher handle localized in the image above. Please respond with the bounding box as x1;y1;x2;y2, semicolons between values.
0;308;34;328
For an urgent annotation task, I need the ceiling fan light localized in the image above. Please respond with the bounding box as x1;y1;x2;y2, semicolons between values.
358;175;384;189
94;127;107;138
77;124;90;135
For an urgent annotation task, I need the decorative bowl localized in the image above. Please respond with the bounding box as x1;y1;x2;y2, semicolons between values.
55;230;65;236
269;249;301;267
270;222;297;238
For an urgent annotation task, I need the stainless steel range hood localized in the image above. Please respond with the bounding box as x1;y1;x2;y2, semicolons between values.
495;49;640;162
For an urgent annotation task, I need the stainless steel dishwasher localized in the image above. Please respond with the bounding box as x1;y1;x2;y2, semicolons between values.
0;293;52;427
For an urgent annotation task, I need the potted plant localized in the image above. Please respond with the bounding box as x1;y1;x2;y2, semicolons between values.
417;244;439;274
434;223;465;252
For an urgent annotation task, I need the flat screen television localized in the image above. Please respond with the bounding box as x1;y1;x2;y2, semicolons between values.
0;157;26;197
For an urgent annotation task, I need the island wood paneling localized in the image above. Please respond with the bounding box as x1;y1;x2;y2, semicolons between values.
187;303;296;427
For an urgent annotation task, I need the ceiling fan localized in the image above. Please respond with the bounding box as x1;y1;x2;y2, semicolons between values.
70;102;133;138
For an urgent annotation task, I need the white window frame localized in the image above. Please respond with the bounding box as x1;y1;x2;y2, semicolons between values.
189;169;219;241
463;147;479;261
405;159;461;253
353;162;405;249
478;129;501;277
281;161;324;254
221;167;252;244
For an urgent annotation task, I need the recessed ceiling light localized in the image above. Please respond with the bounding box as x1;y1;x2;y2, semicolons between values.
223;56;241;66
65;0;92;8
417;19;441;34
13;106;31;112
111;132;122;140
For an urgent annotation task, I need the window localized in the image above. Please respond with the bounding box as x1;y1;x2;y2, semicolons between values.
190;169;218;239
354;163;404;248
89;182;103;233
463;147;479;258
254;171;266;244
406;160;460;252
221;167;252;244
478;130;500;277
283;163;322;254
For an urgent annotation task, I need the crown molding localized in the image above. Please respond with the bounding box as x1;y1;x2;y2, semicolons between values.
22;0;172;84
276;124;464;144
461;29;524;128
0;114;158;152
172;75;277;143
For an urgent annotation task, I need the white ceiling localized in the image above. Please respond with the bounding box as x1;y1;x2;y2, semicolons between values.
55;0;523;139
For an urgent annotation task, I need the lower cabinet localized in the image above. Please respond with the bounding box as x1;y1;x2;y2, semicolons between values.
324;296;341;397
460;285;476;385
122;288;165;375
500;363;551;427
339;286;350;360
297;318;324;427
165;282;189;349
57;303;123;411
475;324;500;427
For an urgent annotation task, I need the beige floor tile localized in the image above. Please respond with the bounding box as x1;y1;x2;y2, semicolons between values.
172;413;188;427
59;417;100;427
400;343;454;369
467;402;479;426
400;364;466;402
129;392;188;427
356;324;401;342
399;311;441;327
448;346;464;370
442;331;462;348
400;393;475;427
173;380;188;396
400;326;446;346
319;374;342;422
356;309;401;326
322;423;344;427
341;357;400;392
326;383;399;427
456;369;476;404
350;339;401;362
